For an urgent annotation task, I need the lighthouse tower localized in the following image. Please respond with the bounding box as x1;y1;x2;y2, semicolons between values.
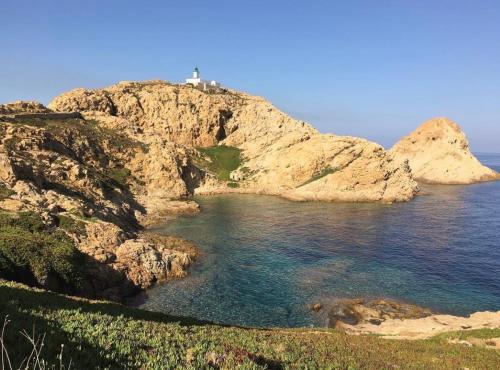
185;67;220;90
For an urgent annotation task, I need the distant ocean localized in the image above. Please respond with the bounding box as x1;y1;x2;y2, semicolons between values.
476;152;500;172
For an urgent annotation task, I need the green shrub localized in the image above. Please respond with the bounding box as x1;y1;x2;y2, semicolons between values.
227;182;239;188
58;214;87;237
0;211;46;232
108;167;131;186
0;183;15;200
0;213;87;293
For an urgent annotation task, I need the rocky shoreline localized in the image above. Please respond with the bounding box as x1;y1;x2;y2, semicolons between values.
0;81;498;333
339;309;500;340
307;297;500;340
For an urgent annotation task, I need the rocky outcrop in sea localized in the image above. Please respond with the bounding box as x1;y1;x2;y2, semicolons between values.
390;117;498;184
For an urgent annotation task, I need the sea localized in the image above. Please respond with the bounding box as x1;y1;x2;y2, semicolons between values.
134;153;500;327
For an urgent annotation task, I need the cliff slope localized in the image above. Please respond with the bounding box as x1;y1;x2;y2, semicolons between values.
390;117;498;184
0;102;196;300
50;80;419;203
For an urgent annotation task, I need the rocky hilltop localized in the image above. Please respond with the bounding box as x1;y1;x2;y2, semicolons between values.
50;80;419;204
390;117;498;184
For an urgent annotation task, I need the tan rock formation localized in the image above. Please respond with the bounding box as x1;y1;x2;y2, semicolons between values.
0;104;196;300
339;310;500;340
226;134;417;202
390;117;498;184
49;81;238;147
49;80;419;203
0;101;52;114
326;298;433;327
114;238;193;288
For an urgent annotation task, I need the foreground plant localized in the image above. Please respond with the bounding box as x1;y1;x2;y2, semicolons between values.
1;316;72;370
1;280;499;369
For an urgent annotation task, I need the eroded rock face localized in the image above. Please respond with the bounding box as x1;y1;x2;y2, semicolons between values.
114;238;193;288
390;117;498;184
50;80;419;203
0;104;196;300
49;81;240;147
216;97;418;202
0;101;52;114
226;134;418;202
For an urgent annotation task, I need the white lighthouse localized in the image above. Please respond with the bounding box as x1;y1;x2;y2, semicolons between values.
185;67;220;90
192;67;200;79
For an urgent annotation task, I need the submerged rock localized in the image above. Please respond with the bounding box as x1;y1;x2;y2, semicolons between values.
327;298;433;328
309;303;323;312
390;117;498;184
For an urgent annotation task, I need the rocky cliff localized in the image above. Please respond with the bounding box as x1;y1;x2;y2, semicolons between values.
390;117;498;184
50;80;419;203
0;102;196;301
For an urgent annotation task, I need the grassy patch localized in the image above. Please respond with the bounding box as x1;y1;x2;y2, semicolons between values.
195;145;241;181
301;166;338;186
0;212;87;293
227;182;239;188
0;280;499;369
69;210;99;223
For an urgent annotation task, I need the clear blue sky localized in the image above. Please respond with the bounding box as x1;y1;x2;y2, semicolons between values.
1;0;499;152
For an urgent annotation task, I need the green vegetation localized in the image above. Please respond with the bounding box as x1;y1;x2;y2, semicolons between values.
0;183;15;200
0;212;87;293
58;214;87;237
195;145;242;181
106;167;131;187
227;182;239;188
9;117;145;154
69;210;99;223
301;166;338;186
0;280;498;369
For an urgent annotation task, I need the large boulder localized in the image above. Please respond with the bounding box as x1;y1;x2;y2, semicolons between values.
390;118;498;184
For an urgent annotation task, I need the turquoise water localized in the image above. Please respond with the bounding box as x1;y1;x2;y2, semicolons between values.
136;154;500;327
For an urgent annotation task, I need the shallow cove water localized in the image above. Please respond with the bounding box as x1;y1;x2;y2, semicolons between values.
136;154;500;327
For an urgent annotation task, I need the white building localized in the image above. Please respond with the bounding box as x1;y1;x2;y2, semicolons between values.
185;67;220;90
